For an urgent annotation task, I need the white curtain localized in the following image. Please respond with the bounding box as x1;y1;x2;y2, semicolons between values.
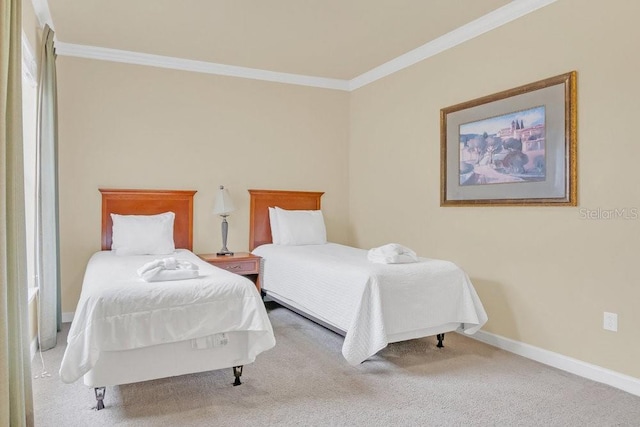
1;0;35;424
35;24;60;351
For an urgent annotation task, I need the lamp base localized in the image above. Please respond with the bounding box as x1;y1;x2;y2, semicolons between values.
216;250;234;256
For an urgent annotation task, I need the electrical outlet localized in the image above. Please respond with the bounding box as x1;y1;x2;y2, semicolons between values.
603;312;618;332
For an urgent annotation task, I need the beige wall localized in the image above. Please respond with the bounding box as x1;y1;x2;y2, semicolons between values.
57;57;350;312
349;0;640;379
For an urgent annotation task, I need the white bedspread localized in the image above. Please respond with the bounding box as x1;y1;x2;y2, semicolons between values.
59;249;275;383
253;243;487;365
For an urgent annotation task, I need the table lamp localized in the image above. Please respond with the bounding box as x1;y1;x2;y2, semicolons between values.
213;185;235;256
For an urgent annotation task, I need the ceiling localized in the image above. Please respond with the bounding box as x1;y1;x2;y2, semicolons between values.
45;0;513;81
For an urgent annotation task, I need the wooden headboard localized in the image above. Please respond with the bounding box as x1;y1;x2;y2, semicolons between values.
100;188;197;251
248;189;324;251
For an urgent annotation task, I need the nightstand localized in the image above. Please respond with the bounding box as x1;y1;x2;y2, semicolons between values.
198;252;261;292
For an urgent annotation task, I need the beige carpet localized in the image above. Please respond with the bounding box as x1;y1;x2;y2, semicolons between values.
32;302;640;426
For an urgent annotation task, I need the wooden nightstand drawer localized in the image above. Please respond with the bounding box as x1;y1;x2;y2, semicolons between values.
218;259;259;274
198;252;262;292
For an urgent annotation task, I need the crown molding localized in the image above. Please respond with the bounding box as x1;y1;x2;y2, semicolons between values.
30;0;54;29
55;42;351;91
349;0;558;90
50;0;556;91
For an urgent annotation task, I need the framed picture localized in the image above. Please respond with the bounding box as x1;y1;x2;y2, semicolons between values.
440;71;577;206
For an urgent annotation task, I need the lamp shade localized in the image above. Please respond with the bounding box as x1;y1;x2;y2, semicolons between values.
213;185;236;216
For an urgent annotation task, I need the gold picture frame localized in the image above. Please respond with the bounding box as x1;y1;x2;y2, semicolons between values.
440;71;577;206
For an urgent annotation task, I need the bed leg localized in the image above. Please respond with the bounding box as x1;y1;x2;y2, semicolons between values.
94;387;106;410
232;365;243;386
436;333;445;348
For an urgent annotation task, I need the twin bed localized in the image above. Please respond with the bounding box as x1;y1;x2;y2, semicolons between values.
59;189;275;410
61;188;487;410
248;189;488;365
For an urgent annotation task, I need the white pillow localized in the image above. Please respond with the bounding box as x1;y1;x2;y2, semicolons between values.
111;211;176;256
275;207;327;246
268;207;281;245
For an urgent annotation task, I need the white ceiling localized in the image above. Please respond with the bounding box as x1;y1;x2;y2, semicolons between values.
34;0;556;90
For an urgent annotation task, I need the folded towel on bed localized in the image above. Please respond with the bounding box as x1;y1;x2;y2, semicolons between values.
136;257;176;275
367;243;419;264
137;257;199;282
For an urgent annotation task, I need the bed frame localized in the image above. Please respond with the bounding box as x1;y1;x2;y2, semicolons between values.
248;189;324;251
100;188;195;251
248;189;448;349
91;189;245;410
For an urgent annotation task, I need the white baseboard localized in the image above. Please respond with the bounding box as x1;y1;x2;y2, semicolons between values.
61;312;74;323
466;329;640;397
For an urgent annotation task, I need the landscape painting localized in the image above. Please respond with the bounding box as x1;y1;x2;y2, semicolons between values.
440;71;577;206
459;106;546;186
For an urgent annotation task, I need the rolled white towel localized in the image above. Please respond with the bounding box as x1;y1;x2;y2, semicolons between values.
137;257;200;282
136;257;178;276
177;260;199;271
136;259;164;276
163;257;177;269
367;243;418;264
140;268;199;282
